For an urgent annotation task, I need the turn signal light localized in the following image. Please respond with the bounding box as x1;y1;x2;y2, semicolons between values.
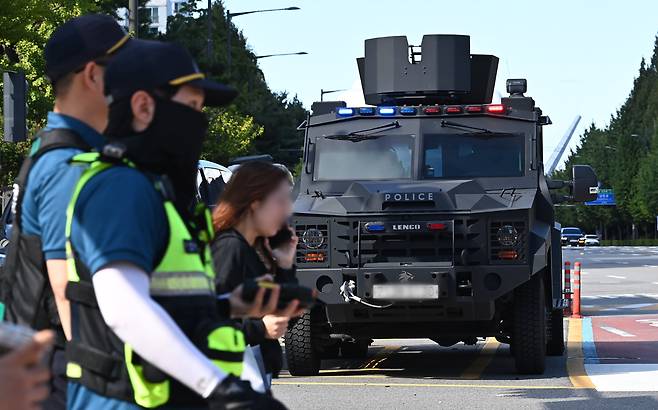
305;252;326;263
427;223;447;230
465;105;483;113
423;106;441;114
445;106;463;114
497;250;518;260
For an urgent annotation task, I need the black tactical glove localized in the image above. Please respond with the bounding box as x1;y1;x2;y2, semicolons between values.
207;375;287;410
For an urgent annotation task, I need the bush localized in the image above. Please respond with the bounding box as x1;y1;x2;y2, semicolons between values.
0;139;31;188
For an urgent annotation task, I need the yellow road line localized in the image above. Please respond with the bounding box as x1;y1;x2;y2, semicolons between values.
361;345;401;369
566;318;595;388
460;337;500;380
272;381;592;390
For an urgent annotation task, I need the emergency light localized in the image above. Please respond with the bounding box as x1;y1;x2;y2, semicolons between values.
334;104;508;118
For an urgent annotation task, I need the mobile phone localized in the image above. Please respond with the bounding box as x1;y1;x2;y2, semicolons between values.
268;225;293;249
0;322;36;356
241;280;315;310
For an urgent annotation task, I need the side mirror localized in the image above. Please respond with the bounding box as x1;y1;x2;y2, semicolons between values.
572;165;598;202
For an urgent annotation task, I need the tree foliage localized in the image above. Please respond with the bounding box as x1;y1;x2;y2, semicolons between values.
0;0;130;129
555;36;658;239
163;1;306;167
0;140;30;187
201;107;263;165
0;0;308;188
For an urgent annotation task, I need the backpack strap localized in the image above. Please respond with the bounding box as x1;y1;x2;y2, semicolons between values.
12;129;90;230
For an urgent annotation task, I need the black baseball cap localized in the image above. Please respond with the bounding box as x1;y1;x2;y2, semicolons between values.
104;40;238;107
45;14;130;83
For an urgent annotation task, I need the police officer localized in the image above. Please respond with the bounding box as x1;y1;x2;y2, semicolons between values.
0;14;131;409
64;39;286;409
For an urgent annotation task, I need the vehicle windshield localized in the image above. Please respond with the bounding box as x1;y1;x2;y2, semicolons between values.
314;134;414;181
423;133;525;178
562;228;582;235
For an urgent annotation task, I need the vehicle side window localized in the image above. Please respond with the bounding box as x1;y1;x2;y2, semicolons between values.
203;167;222;182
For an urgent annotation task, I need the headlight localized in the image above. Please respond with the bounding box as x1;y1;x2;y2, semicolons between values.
301;228;324;249
497;225;519;247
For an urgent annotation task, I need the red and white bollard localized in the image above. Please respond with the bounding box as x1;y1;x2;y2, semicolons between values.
563;261;572;317
571;261;582;318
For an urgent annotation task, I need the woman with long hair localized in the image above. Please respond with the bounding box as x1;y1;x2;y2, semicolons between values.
212;161;302;388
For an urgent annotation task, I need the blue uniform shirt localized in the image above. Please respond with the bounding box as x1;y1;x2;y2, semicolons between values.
67;163;168;410
20;112;105;260
69;165;167;274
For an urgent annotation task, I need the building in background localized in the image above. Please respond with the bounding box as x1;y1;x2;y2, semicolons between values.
118;0;189;34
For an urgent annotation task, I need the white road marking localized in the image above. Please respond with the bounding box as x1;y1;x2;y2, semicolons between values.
636;318;658;328
619;303;654;309
607;275;627;279
599;326;636;337
585;364;658;391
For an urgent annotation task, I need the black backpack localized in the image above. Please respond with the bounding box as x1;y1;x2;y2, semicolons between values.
0;129;89;344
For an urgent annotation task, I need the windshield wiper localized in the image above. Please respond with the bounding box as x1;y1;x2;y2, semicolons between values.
440;120;493;134
324;121;401;142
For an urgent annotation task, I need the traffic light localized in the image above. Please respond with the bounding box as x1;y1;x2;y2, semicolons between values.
3;71;28;142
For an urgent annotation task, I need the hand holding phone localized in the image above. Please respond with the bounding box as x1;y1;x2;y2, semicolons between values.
267;225;298;270
241;280;315;310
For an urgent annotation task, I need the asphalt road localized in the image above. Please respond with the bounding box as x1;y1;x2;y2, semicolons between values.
272;246;658;409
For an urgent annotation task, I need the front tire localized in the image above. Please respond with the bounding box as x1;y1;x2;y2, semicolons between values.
512;273;546;374
285;313;321;376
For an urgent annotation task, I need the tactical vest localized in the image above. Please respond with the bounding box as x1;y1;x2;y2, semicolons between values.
64;152;245;408
0;129;90;347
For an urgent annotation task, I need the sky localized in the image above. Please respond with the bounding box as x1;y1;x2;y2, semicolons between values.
219;0;658;170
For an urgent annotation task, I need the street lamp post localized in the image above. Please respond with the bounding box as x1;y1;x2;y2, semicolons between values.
247;52;307;93
320;88;347;102
207;0;212;63
255;51;308;60
129;0;139;37
226;6;300;78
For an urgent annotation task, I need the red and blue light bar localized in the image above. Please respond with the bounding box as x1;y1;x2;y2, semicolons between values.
335;104;507;118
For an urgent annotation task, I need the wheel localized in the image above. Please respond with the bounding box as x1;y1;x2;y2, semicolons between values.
340;339;370;359
546;308;565;356
512;273;546;374
285;312;320;376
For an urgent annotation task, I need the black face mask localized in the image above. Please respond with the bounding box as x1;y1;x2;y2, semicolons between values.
105;95;208;214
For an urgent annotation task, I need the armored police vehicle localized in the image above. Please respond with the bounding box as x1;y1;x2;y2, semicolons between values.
285;34;598;376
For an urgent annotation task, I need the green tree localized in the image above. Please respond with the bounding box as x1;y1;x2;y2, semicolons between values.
0;139;31;187
164;1;307;168
0;0;131;130
557;35;658;239
201;107;263;165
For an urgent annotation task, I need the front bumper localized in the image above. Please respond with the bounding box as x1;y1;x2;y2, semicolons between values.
298;264;532;324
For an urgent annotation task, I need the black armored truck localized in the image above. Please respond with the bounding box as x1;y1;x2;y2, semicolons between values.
285;35;598;375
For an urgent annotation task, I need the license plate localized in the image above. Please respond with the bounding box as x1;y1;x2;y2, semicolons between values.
372;284;439;300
